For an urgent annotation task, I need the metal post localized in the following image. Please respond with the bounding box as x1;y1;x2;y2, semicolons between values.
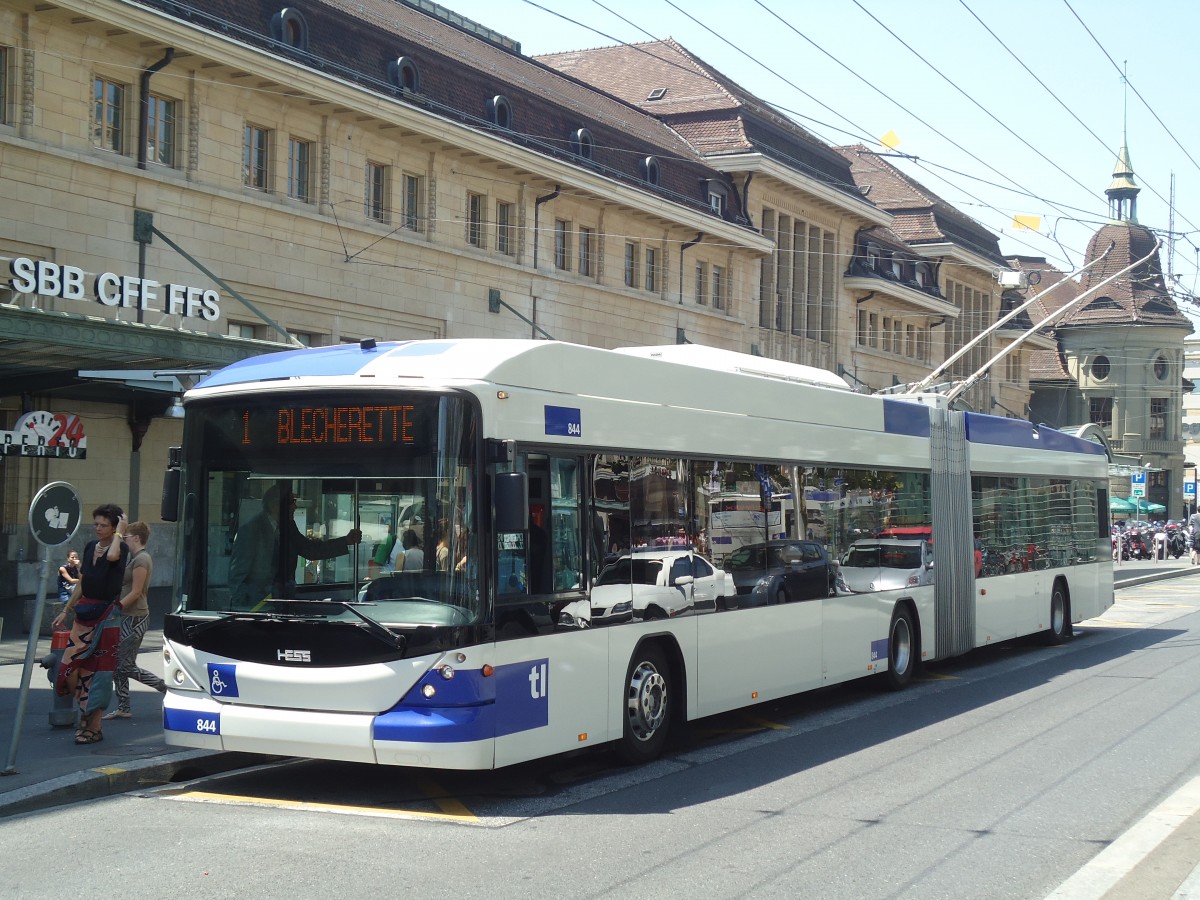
2;553;53;775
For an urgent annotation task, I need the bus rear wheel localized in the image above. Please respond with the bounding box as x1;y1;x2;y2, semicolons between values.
616;644;671;765
881;605;917;691
1045;580;1071;644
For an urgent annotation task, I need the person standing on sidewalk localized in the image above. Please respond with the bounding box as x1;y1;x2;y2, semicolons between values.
103;521;166;720
51;504;129;745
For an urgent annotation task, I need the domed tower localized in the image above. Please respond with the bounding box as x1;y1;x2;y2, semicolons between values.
1048;144;1191;514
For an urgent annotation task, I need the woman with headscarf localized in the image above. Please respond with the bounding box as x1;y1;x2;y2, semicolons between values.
51;503;129;745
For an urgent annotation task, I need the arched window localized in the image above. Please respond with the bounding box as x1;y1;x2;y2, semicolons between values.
570;127;594;160
270;8;309;51
388;56;420;93
486;95;512;129
640;156;660;186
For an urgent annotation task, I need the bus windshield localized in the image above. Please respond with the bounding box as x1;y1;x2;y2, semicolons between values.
177;390;480;629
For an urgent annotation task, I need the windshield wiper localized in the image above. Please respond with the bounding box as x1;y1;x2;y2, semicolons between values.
316;598;408;651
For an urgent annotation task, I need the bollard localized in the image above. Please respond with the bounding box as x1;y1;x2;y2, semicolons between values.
40;630;77;728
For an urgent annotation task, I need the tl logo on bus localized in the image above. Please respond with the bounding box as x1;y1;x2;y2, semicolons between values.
528;661;549;699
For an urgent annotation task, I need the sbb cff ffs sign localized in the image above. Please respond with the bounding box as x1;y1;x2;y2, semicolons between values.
8;257;221;321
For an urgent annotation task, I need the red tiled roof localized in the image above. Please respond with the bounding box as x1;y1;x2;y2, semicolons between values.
835;145;1005;264
536;39;861;195
1057;223;1192;329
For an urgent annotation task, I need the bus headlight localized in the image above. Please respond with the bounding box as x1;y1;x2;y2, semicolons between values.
439;665;455;680
422;683;437;698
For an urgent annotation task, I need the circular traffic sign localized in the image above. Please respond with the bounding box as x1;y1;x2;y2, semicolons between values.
28;481;82;547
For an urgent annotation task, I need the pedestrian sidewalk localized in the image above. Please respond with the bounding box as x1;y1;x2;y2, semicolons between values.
0;633;268;818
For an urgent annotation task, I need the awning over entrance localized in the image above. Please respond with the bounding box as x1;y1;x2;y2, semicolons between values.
0;305;289;401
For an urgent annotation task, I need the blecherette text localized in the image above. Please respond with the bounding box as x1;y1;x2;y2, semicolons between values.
8;257;221;321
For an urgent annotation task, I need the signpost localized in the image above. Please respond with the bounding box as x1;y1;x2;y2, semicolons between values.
1186;478;1197;518
1131;471;1147;521
2;482;82;775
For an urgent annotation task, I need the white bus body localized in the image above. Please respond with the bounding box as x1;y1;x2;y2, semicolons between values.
160;339;1113;769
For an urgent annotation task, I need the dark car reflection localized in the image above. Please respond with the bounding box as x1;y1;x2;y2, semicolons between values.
724;539;840;606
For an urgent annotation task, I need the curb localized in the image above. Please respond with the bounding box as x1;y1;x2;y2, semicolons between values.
0;749;279;819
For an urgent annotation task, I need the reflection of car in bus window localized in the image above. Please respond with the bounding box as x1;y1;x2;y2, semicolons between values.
840;539;933;592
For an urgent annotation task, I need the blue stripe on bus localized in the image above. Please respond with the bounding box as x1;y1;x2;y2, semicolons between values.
965;413;1107;455
374;658;550;744
373;704;494;743
164;706;221;735
870;638;888;662
883;399;931;437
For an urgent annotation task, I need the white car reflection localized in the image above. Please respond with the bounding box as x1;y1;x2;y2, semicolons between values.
566;550;729;627
840;538;934;593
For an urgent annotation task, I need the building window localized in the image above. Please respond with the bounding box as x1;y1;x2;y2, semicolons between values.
287;138;311;202
640;156;660;186
578;226;594;276
554;220;570;271
0;46;8;125
93;77;126;153
712;265;725;310
271;8;309;50
1089;396;1113;430
467;192;485;248
228;322;258;340
365;161;389;222
388;56;420;93
497;201;514;255
1150;398;1168;440
402;173;423;231
290;331;321;347
1154;354;1169;381
708;187;726;216
645;247;657;292
486;95;512;129
1091;355;1111;381
570;128;594;160
145;94;176;166
624;242;639;288
243;124;271;190
695;262;708;305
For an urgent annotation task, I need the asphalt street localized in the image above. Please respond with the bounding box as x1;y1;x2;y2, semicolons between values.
1;555;1198;898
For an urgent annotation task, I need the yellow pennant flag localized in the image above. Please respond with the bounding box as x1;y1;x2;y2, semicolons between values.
1012;214;1042;231
880;130;901;150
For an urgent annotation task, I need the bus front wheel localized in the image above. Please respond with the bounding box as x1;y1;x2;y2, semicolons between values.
881;605;917;691
616;643;671;765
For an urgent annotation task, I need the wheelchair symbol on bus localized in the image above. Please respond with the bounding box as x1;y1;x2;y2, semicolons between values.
206;663;239;698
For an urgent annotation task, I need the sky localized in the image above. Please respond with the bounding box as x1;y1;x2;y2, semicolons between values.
444;0;1200;332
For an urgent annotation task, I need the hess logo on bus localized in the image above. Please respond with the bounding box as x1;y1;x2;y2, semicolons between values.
277;649;311;663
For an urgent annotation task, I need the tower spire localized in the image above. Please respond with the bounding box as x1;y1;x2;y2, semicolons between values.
1107;62;1140;223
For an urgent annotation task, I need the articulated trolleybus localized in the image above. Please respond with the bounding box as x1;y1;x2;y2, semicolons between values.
160;339;1112;768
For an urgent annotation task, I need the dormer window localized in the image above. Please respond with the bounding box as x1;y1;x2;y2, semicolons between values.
388;56;420;93
271;8;309;51
570;127;594;160
486;95;512;129
865;244;880;270
640;156;660;186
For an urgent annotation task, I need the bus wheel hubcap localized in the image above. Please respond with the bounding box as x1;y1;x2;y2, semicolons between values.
628;662;666;741
892;618;911;674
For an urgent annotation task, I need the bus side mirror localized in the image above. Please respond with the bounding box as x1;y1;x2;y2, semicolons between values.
493;472;528;534
161;448;182;522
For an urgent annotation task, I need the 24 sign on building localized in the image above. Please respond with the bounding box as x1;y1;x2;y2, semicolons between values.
1;411;87;458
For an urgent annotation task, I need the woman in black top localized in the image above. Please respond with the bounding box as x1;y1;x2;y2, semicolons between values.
52;504;129;745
